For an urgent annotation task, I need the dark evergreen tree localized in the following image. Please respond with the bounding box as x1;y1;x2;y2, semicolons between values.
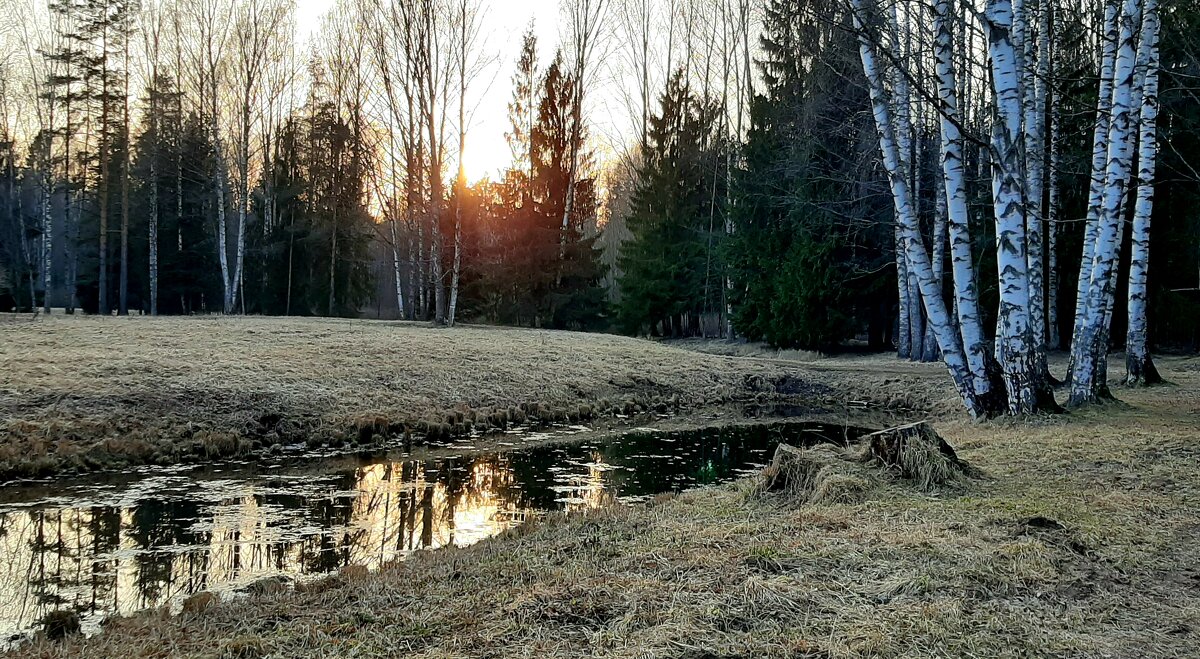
246;89;375;317
617;71;726;337
529;56;607;330
129;76;222;314
48;0;137;315
467;53;607;330
726;0;890;350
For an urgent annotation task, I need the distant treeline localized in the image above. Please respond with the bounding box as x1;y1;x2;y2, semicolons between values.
0;0;1197;362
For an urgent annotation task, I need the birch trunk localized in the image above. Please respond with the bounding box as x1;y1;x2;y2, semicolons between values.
232;140;250;316
119;69;131;316
41;146;52;314
1068;0;1142;406
215;137;232;314
448;1;469;328
1046;62;1061;349
923;163;948;362
391;215;405;318
1068;0;1119;360
852;0;986;419
895;227;912;359
934;0;996;405
1125;0;1162;386
986;0;1042;414
1022;0;1050;379
149;113;159;316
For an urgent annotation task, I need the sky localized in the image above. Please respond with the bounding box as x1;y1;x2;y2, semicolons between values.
295;0;565;183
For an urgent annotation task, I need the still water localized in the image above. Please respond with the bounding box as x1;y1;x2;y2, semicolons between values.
0;420;860;639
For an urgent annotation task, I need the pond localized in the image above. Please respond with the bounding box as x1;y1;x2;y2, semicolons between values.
0;420;865;641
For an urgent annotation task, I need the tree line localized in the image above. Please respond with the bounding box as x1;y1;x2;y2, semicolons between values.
1;0;1198;416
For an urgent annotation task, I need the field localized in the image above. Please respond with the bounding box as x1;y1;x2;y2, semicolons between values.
0;315;952;480
3;315;1199;657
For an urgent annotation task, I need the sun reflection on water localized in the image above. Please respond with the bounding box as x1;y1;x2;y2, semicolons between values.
0;421;844;640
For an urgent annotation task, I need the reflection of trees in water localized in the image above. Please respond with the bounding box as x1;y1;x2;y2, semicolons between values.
0;507;127;635
0;424;784;638
128;499;210;607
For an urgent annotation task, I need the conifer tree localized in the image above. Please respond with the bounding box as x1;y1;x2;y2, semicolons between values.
617;71;724;336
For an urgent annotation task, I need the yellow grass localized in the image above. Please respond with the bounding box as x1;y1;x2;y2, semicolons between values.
3;314;1197;657
0;315;949;479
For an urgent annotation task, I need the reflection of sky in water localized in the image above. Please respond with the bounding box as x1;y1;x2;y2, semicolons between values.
0;422;854;640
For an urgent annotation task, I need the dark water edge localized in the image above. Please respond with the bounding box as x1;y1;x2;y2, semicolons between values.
0;419;870;641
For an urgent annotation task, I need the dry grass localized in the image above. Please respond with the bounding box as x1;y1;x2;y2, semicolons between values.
10;349;1200;657
0;315;934;479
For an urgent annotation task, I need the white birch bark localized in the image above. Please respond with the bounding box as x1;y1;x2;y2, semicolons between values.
986;0;1040;413
1125;0;1161;385
852;0;985;419
934;0;993;402
1047;69;1061;349
895;227;912;359
1022;0;1050;374
923;168;947;362
1068;0;1143;405
398;214;412;316
215;134;232;314
1069;0;1119;359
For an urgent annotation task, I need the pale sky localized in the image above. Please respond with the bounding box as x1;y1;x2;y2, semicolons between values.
295;0;566;182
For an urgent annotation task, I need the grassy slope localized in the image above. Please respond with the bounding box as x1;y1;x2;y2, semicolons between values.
0;316;951;479
9;329;1199;657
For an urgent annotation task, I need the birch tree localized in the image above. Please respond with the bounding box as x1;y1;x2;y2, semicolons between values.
1068;0;1119;370
447;0;488;328
180;0;233;314
141;1;168;316
14;2;57;313
1068;0;1143;406
1125;0;1162;386
408;0;454;323
851;0;989;419
228;0;291;314
984;0;1043;413
559;0;608;274
849;0;1067;415
933;0;998;408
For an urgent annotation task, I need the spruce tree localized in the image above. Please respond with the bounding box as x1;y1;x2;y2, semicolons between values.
726;0;889;350
617;71;724;337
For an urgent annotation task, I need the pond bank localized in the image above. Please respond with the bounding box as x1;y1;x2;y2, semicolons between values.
0;316;951;482
11;352;1200;657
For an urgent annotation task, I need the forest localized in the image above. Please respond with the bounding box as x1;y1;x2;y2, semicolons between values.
0;0;1197;416
3;0;1200;654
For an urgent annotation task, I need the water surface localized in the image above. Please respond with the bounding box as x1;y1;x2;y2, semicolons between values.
0;420;861;639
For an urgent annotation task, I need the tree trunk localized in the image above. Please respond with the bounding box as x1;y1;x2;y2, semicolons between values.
852;0;986;419
119;67;131;316
1021;0;1050;382
1069;0;1142;406
1046;65;1061;350
215;128;232;314
41;143;52;314
985;0;1042;414
923;165;947;362
934;0;997;406
1125;0;1162;386
1068;0;1119;362
99;139;110;315
149;113;159;316
895;229;911;360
